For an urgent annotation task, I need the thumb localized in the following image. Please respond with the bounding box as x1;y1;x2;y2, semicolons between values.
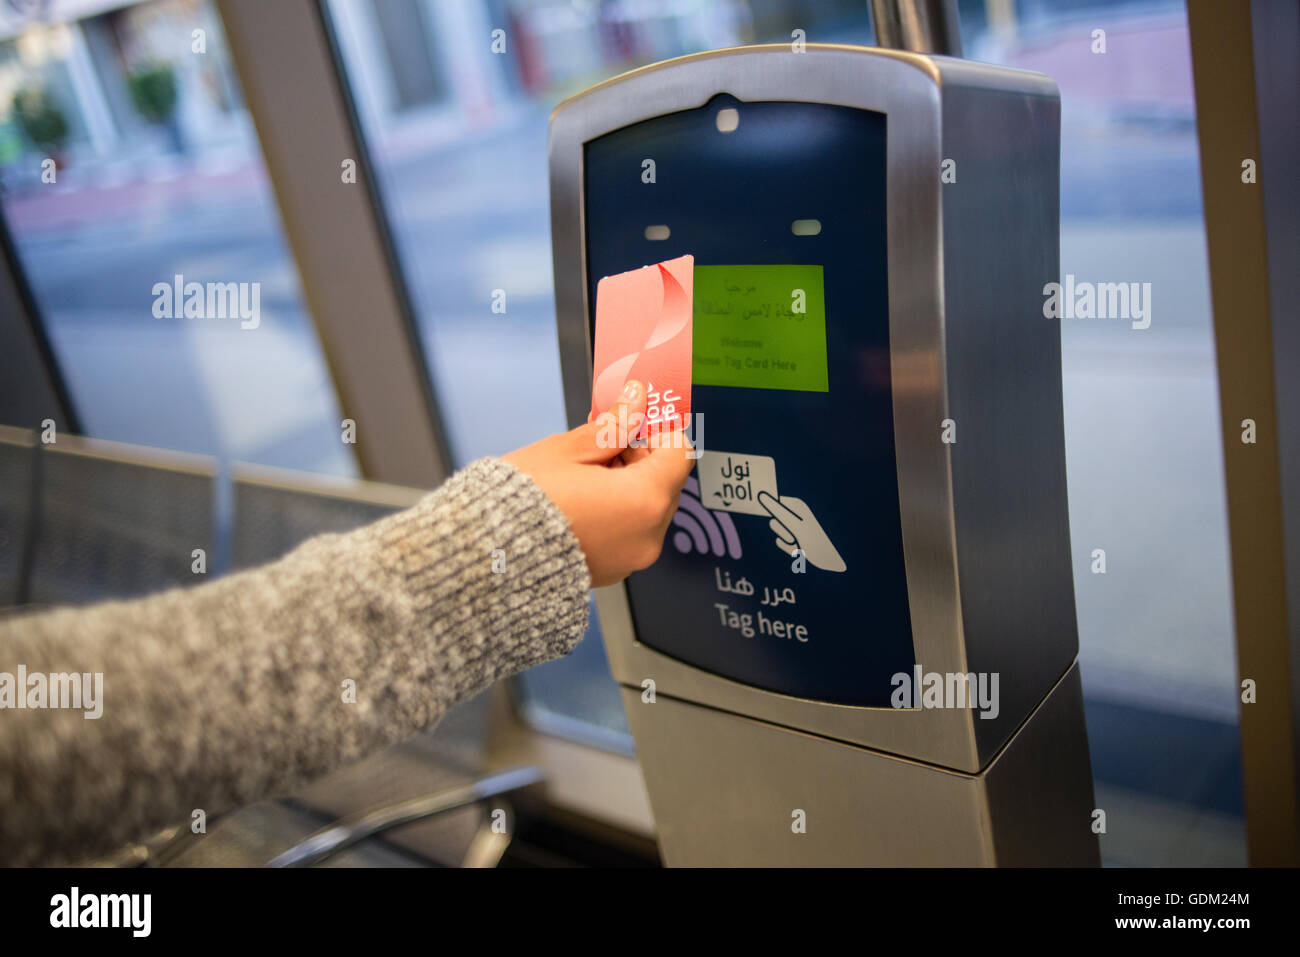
573;380;647;463
633;424;696;489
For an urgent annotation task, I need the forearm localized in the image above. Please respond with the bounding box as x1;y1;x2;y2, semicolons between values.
0;458;590;866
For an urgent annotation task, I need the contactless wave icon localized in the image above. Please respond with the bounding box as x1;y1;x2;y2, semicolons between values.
671;477;743;560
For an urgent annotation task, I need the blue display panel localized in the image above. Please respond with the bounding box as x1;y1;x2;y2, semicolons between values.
583;96;915;706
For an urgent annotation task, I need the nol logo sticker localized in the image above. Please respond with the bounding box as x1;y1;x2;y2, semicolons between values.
697;451;777;516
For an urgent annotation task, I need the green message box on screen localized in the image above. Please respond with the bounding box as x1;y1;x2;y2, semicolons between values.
692;264;828;392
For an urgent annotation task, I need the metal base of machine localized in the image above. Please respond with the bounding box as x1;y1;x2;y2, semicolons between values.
624;661;1100;866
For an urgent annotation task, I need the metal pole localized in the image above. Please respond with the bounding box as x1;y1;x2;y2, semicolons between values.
870;0;964;56
1188;0;1300;866
268;766;545;867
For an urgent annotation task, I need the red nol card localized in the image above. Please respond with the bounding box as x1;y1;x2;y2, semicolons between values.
590;254;693;434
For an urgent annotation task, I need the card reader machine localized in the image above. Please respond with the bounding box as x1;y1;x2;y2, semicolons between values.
550;44;1099;865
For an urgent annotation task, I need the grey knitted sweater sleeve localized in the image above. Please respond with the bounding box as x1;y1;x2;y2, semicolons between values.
0;457;591;866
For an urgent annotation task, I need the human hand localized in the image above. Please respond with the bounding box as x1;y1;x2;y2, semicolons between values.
504;380;695;587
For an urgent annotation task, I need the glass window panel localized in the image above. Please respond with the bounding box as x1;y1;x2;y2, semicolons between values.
1;0;353;477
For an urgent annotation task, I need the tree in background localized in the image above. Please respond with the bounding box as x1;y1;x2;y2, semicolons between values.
11;87;70;166
128;62;184;154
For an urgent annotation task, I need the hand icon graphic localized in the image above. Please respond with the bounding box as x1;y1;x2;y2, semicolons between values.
757;491;846;573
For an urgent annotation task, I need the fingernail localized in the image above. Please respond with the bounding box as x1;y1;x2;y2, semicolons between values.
621;380;642;401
